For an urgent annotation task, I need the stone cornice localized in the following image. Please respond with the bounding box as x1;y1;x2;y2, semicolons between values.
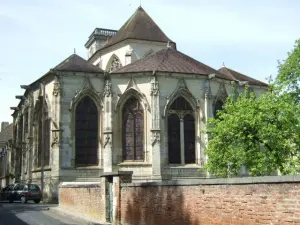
121;175;300;187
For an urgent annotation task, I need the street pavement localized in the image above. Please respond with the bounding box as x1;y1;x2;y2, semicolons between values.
0;201;96;225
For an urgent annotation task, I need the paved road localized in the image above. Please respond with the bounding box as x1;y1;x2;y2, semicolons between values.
0;201;92;225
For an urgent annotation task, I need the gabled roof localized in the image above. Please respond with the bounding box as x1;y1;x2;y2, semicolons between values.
112;47;229;79
0;123;13;143
218;67;268;86
102;6;174;50
54;54;103;73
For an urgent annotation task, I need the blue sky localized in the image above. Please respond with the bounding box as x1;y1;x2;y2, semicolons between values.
0;0;299;123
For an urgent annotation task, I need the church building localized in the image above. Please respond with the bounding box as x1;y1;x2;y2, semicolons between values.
10;7;268;201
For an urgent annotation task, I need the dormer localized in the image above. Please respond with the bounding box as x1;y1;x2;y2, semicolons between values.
85;28;118;59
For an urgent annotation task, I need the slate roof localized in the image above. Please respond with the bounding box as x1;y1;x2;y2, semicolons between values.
112;47;229;79
54;54;103;73
218;67;268;86
102;6;174;49
0;123;13;143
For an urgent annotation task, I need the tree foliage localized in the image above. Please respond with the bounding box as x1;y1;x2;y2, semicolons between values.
205;39;300;177
276;39;300;103
205;87;300;178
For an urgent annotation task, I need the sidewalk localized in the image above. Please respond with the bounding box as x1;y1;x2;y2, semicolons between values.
48;205;110;225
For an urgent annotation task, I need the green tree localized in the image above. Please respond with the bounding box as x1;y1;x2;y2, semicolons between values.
276;39;300;103
205;39;300;177
204;88;300;177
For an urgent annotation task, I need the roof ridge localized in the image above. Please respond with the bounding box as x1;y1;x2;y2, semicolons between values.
54;53;104;73
221;67;237;80
219;66;268;86
227;67;262;82
155;47;170;71
173;48;223;74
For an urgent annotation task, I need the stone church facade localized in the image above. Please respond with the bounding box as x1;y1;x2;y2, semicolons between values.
10;7;268;201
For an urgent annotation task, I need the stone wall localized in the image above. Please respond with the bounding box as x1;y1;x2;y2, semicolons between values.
59;182;105;222
120;176;300;225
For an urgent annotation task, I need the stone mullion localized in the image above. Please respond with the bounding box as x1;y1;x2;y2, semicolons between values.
179;115;185;166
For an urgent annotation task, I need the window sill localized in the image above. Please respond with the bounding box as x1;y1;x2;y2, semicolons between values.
166;164;202;169
75;166;103;170
118;162;152;167
31;166;51;173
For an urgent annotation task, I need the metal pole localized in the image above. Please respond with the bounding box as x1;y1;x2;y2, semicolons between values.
40;83;45;201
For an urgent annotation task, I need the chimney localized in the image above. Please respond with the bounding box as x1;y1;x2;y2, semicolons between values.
1;122;9;132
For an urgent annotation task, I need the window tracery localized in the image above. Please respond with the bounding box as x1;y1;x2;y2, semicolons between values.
167;97;195;164
107;56;122;72
122;97;144;161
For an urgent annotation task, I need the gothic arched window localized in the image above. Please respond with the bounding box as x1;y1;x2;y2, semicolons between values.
44;105;50;167
107;55;122;72
75;96;98;166
168;97;195;164
214;99;224;118
17;116;23;177
37;101;50;167
122;97;144;161
18;116;23;145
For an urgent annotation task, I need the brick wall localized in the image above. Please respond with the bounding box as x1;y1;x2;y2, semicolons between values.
120;178;300;225
59;182;105;222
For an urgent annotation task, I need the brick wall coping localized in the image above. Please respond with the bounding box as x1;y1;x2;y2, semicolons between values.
121;175;300;187
59;182;101;188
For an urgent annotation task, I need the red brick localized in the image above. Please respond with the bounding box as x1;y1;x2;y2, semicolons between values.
120;183;300;225
59;185;105;222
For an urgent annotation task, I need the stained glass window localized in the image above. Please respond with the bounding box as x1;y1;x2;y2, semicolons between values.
37;102;50;167
75;96;98;166
107;56;122;73
214;99;224;118
168;96;195;164
18;116;23;144
37;112;42;167
24;112;28;133
184;114;195;164
168;114;180;163
169;97;193;110
17;117;23;177
122;97;144;161
44;109;50;167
